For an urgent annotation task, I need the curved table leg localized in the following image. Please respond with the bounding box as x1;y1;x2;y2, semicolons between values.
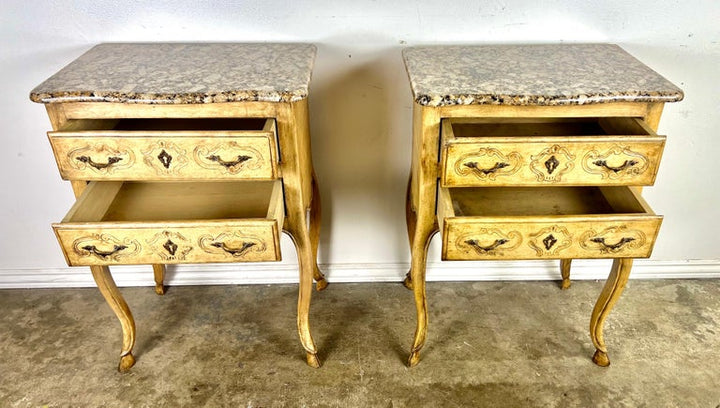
152;264;166;295
407;221;436;367
285;216;322;368
90;265;136;372
590;258;632;367
404;174;416;291
310;170;328;292
560;259;572;290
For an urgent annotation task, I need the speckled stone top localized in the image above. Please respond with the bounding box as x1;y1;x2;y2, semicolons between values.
30;43;316;104
403;44;683;107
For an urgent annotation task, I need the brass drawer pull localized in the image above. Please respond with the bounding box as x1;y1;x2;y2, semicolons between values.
593;159;638;173
210;241;255;256
590;237;635;251
81;244;128;258
463;161;510;175
206;154;252;168
465;238;508;253
76;155;123;170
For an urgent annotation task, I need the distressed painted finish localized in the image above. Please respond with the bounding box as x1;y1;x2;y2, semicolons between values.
48;120;279;180
441;117;666;187
403;44;684;107
403;43;683;368
54;180;285;266
32;43;326;371
30;43;316;104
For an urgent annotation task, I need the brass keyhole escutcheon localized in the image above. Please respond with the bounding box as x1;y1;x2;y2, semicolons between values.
163;239;178;256
544;155;559;174
543;234;557;250
157;149;173;169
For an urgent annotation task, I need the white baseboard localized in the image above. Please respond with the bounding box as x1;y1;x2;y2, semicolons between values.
0;259;719;289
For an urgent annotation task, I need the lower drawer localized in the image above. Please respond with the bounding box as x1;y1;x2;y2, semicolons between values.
53;180;284;266
437;186;662;260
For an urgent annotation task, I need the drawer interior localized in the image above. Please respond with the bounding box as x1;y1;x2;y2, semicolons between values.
446;117;654;138
447;186;653;217
57;118;271;132
64;180;283;223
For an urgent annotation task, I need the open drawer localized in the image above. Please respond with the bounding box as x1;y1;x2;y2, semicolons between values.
437;185;662;260
440;117;665;187
48;118;278;180
53;180;284;266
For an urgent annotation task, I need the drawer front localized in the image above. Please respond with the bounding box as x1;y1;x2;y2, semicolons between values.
49;134;278;181
440;117;665;187
441;137;665;187
440;217;662;260
54;221;281;266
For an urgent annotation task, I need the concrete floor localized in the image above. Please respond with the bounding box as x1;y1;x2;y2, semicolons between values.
1;279;719;407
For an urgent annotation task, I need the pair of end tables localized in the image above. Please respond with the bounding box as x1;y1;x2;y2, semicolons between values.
30;43;682;371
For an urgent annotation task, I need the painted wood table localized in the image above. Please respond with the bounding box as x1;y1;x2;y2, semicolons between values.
401;44;683;367
30;43;327;371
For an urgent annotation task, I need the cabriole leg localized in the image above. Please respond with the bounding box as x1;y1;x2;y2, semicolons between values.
407;220;435;367
90;265;136;372
589;258;633;367
560;259;572;290
310;170;328;291
152;264;166;295
404;174;416;291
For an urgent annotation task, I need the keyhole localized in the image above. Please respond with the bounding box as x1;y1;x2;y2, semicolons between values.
158;150;173;169
543;234;557;250
545;156;559;174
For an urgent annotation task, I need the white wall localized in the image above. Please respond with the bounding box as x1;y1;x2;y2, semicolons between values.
1;0;718;286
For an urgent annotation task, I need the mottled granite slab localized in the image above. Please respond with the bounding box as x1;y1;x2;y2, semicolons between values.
30;43;316;104
403;44;684;107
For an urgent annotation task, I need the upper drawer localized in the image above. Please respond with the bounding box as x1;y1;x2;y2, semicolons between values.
440;117;665;187
48;118;278;180
53;179;284;266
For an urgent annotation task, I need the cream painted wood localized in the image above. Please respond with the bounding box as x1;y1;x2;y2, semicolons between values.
406;100;669;368
441;117;665;187
42;97;326;371
48;119;278;180
438;186;662;260
54;180;284;266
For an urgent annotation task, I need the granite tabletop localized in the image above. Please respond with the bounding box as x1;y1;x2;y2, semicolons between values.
30;43;316;104
402;44;684;107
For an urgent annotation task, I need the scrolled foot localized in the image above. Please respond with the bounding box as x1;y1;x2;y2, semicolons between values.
154;283;166;295
314;270;328;292
561;279;571;290
315;278;328;292
306;352;322;368
592;349;610;367
403;270;413;290
118;353;136;373
407;351;421;367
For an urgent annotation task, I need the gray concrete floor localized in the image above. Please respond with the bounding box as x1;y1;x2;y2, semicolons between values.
1;279;719;407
